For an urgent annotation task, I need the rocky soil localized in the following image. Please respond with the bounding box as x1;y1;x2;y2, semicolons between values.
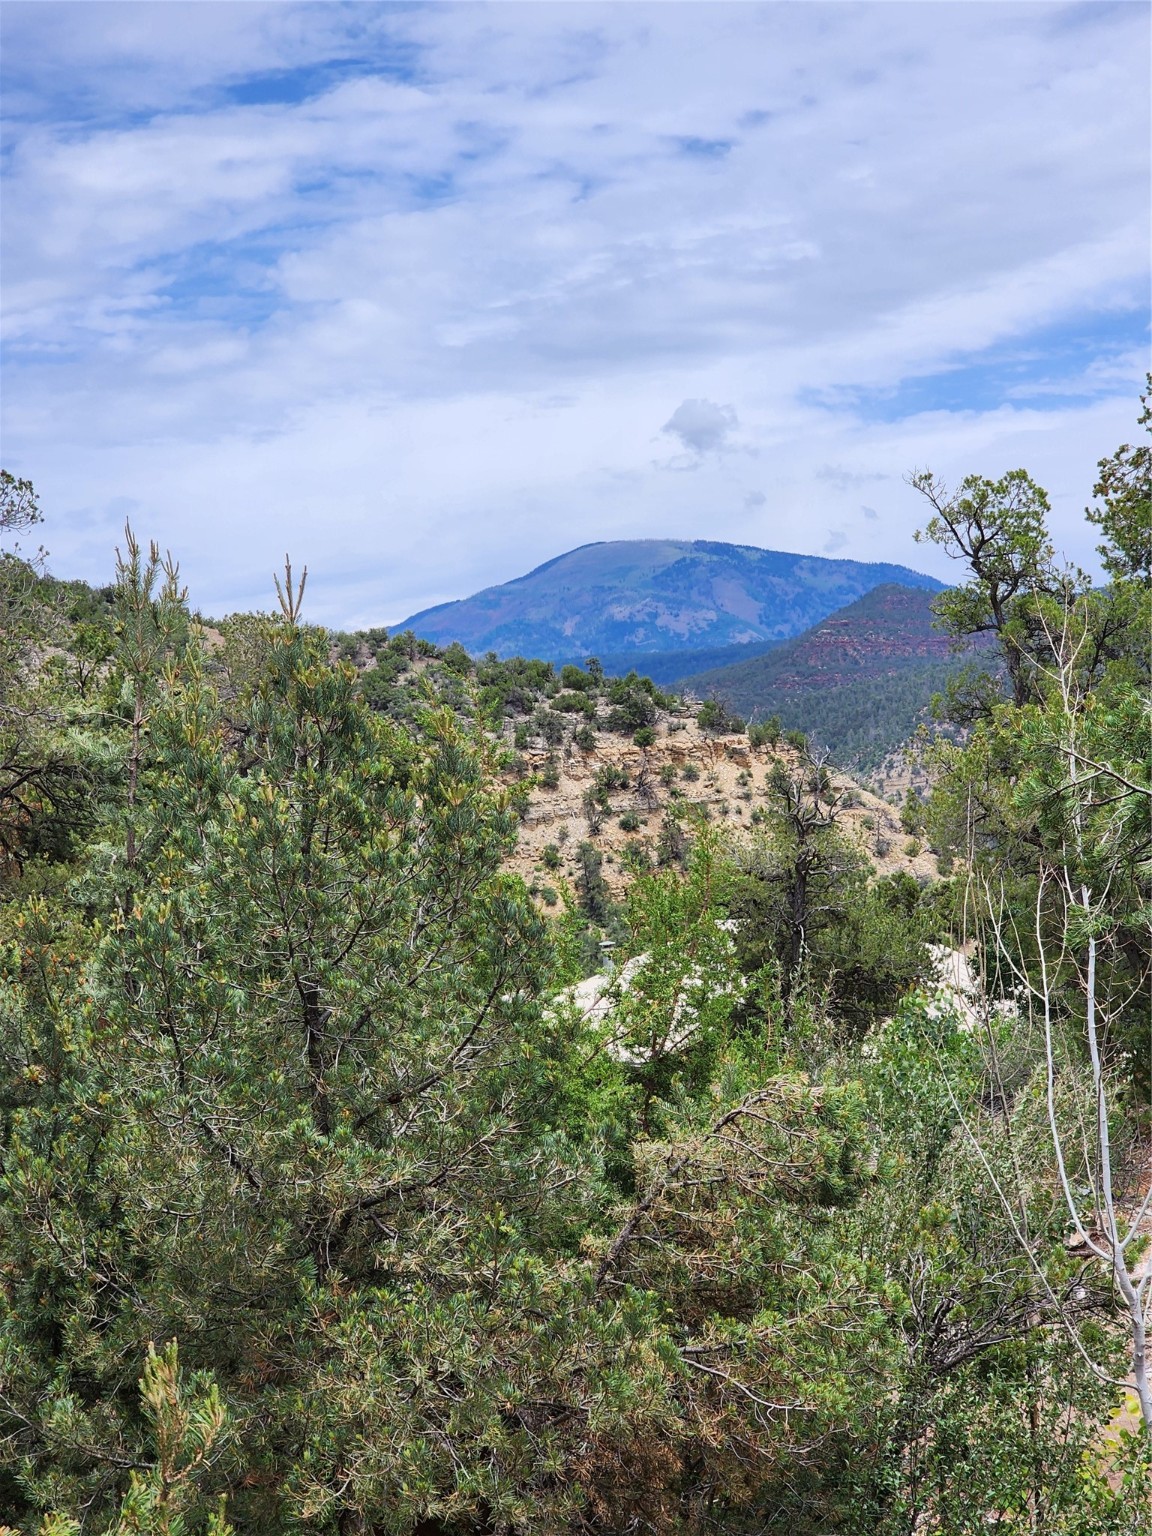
506;708;939;903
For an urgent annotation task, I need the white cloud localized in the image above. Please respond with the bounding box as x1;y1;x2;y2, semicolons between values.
662;399;738;455
0;1;1148;625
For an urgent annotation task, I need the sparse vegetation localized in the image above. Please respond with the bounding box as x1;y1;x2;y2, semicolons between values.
695;696;745;734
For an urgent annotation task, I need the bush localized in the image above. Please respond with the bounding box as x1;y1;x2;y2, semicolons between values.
593;763;629;806
748;715;781;748
900;788;926;836
681;762;700;782
441;641;473;676
541;843;561;870
474;654;556;718
697;699;745;734
560;664;593;692
358;668;400;715
575;841;613;924
582;788;604;834
534;710;566;747
656;810;689;868
619;811;642;832
633;726;656;747
620;841;653;877
573;723;597;751
606;692;657;734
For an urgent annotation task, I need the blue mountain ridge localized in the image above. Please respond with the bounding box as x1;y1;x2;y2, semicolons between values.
396;538;944;670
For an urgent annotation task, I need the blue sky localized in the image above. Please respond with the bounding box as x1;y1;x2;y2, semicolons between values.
1;0;1148;626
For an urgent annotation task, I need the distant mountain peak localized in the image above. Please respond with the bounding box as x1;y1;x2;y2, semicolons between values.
395;538;943;666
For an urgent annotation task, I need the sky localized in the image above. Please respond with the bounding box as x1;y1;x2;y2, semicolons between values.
1;0;1149;629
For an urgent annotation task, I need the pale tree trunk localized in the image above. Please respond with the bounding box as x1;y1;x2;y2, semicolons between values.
963;610;1152;1437
1076;921;1151;1431
1028;639;1152;1433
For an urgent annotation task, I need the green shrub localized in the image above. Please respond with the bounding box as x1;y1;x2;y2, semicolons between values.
900;787;927;836
747;715;781;748
593;763;629;804
554;691;596;715
533;709;566;747
575;841;613;924
560;664;593;691
633;726;656;747
441;641;473;676
606;692;657;734
620;841;653;877
696;699;745;734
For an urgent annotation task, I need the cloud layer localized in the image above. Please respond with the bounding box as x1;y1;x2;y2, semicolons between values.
1;1;1148;625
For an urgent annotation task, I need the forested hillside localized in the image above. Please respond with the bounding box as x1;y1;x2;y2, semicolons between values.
0;386;1148;1534
677;584;997;772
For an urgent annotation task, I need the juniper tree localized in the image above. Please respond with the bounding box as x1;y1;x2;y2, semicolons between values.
1;601;887;1532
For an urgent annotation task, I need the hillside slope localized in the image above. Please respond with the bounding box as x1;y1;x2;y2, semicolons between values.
330;625;940;894
678;584;991;772
508;718;939;904
396;539;943;666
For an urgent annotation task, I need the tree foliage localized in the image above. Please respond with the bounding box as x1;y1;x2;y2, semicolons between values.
0;425;1147;1532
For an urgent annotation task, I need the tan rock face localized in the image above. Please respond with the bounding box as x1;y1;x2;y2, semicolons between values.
505;714;939;903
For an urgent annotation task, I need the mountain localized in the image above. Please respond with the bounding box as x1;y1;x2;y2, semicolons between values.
677;583;994;773
395;539;944;667
587;635;786;688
